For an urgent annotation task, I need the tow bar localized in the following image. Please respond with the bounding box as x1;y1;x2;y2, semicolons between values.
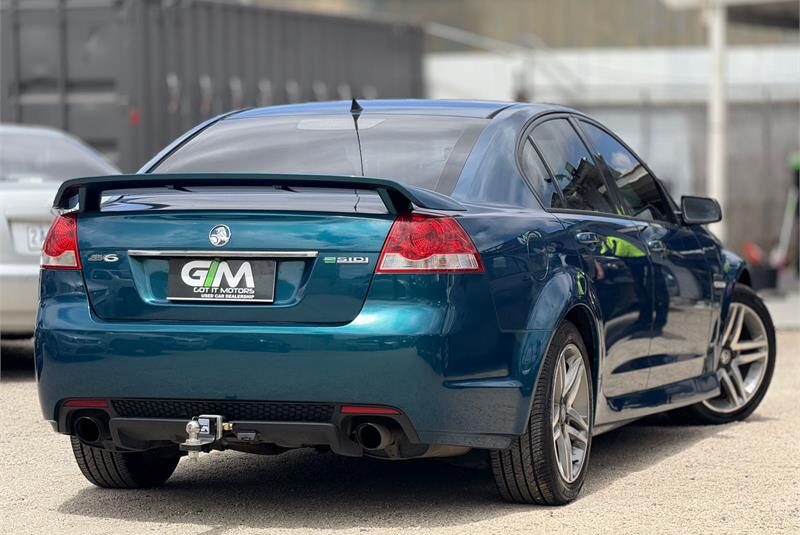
179;414;231;460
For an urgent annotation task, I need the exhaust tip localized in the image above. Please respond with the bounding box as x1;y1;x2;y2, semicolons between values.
74;416;103;443
355;422;393;450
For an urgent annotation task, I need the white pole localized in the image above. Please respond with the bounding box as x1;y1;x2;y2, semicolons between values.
706;1;728;242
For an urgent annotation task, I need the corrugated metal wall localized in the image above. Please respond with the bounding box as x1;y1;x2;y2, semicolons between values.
1;0;424;171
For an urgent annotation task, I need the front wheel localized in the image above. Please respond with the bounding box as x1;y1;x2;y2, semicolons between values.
681;285;776;424
490;320;593;505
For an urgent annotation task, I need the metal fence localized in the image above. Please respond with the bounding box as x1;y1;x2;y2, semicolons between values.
1;0;424;171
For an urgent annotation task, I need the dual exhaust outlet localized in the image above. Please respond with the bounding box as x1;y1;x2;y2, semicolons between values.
75;415;397;453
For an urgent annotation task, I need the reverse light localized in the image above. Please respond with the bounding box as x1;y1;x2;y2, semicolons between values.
376;214;484;274
41;214;81;270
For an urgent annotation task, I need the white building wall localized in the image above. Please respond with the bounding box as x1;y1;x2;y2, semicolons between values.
425;46;800;105
425;46;800;252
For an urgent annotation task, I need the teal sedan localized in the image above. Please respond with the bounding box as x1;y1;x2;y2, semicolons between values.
36;100;775;504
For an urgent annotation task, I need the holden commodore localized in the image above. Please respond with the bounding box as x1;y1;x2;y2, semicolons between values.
36;100;775;504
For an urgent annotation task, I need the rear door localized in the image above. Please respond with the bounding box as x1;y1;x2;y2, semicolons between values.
528;117;655;398
577;119;714;391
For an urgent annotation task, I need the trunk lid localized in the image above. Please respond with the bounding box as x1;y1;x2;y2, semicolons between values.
78;208;393;324
59;172;466;325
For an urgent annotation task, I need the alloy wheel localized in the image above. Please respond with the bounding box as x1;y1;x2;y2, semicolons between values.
703;303;770;414
551;343;591;483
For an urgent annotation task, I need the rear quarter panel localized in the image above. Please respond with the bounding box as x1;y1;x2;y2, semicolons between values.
448;106;603;418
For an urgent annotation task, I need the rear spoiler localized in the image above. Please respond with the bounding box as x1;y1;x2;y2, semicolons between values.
54;173;466;214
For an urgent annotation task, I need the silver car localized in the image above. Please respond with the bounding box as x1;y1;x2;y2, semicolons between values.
0;125;119;337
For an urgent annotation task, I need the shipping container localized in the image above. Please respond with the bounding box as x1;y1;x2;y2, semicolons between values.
1;0;424;171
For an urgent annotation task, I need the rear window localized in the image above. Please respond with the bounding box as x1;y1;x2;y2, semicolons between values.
153;114;486;193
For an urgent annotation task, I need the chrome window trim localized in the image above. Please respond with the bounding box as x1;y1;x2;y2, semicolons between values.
127;250;318;258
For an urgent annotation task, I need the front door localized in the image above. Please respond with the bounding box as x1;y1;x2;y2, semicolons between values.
638;222;714;389
576;119;713;394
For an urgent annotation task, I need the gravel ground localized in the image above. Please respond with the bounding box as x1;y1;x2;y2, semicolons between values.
1;332;798;535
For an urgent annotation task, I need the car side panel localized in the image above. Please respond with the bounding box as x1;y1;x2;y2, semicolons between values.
696;228;748;353
639;222;715;391
552;213;655;401
458;211;604;431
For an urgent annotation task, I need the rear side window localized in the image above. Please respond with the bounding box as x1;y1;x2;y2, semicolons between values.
154;114;486;193
531;119;616;214
580;121;673;223
520;138;563;209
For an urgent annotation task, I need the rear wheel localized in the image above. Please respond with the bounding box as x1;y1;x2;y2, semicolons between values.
680;285;775;424
490;320;593;505
71;437;181;488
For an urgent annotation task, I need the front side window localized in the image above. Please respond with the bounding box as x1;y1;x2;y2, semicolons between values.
580;121;672;222
530;119;616;214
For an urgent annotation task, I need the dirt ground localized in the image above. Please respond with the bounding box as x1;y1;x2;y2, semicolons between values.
1;332;798;535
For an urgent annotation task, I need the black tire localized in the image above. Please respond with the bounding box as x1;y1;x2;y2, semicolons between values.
71;437;181;488
676;284;776;425
490;320;593;505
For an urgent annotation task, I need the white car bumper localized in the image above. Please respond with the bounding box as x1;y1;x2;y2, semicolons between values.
0;264;40;335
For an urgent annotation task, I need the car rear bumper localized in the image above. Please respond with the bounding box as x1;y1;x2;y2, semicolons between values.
0;264;39;335
37;285;549;450
57;400;419;456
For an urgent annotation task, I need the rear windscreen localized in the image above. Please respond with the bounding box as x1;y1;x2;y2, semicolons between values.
153;114;487;193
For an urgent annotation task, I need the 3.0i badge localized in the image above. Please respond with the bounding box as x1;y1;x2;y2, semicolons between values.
323;256;369;264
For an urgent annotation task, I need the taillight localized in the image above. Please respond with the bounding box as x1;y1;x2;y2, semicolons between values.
376;213;484;273
41;214;81;270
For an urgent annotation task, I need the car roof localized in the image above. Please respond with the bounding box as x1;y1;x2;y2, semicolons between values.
0;123;75;138
230;99;571;120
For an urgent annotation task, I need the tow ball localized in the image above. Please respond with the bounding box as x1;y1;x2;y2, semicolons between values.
179;414;231;461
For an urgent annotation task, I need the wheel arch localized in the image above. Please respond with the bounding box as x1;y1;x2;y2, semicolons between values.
518;270;604;432
563;304;601;400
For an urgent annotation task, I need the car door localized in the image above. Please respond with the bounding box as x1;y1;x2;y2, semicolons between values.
578;119;715;392
527;117;655;399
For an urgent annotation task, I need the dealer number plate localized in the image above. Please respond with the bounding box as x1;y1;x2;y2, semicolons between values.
167;258;276;303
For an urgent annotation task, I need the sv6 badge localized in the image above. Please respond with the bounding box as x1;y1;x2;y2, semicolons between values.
88;253;119;262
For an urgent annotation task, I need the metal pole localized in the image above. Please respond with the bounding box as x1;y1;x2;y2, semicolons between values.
706;0;728;242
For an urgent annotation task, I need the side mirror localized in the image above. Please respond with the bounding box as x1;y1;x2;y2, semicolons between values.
681;195;722;225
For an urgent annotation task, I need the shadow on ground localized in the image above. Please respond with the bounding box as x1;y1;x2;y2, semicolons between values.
57;412;732;531
1;338;35;382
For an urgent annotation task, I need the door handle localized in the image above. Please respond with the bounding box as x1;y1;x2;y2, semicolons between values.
575;232;602;245
647;240;666;254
